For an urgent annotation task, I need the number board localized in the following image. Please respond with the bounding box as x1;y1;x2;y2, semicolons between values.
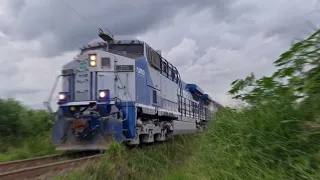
79;61;88;70
115;65;134;72
62;69;74;75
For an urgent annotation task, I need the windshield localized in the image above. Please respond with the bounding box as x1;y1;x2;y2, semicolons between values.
108;44;144;55
80;43;144;58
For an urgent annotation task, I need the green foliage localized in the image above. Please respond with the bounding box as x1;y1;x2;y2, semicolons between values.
0;98;55;160
229;29;320;110
220;28;320;179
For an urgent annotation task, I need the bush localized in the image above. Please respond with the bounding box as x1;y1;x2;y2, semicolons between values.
0;98;55;160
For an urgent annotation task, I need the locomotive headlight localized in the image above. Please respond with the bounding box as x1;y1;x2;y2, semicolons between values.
89;54;97;61
90;60;96;67
89;54;97;67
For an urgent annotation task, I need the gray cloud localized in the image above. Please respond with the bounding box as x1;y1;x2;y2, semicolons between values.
5;88;42;97
0;0;26;34
3;0;234;57
261;2;320;44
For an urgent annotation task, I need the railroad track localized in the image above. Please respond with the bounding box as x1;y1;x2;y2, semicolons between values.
0;153;102;180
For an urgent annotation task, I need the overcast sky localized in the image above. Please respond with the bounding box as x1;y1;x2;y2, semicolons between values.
0;0;319;109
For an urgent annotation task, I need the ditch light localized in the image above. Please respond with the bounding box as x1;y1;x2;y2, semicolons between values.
98;89;110;103
58;92;69;104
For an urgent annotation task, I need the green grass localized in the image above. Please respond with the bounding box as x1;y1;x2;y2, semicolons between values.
0;132;57;162
174;106;320;180
56;101;320;180
56;135;198;180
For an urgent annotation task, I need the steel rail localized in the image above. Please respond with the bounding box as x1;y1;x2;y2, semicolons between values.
0;154;66;174
0;154;102;180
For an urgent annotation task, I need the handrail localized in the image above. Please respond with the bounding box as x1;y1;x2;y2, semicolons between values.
43;75;61;114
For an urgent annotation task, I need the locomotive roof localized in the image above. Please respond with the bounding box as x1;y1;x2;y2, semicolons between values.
80;37;145;52
180;80;217;104
81;36;220;107
89;37;143;45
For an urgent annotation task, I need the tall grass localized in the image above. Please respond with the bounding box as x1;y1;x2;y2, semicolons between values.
177;103;320;180
57;135;199;180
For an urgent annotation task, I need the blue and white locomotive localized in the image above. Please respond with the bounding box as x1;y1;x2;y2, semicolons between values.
46;29;222;151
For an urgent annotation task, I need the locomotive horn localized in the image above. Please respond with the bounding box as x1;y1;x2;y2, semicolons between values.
99;28;114;43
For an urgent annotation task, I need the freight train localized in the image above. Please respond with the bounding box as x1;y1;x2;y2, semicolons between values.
44;29;222;151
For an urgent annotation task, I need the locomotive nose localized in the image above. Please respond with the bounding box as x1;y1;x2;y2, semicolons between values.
52;102;125;151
